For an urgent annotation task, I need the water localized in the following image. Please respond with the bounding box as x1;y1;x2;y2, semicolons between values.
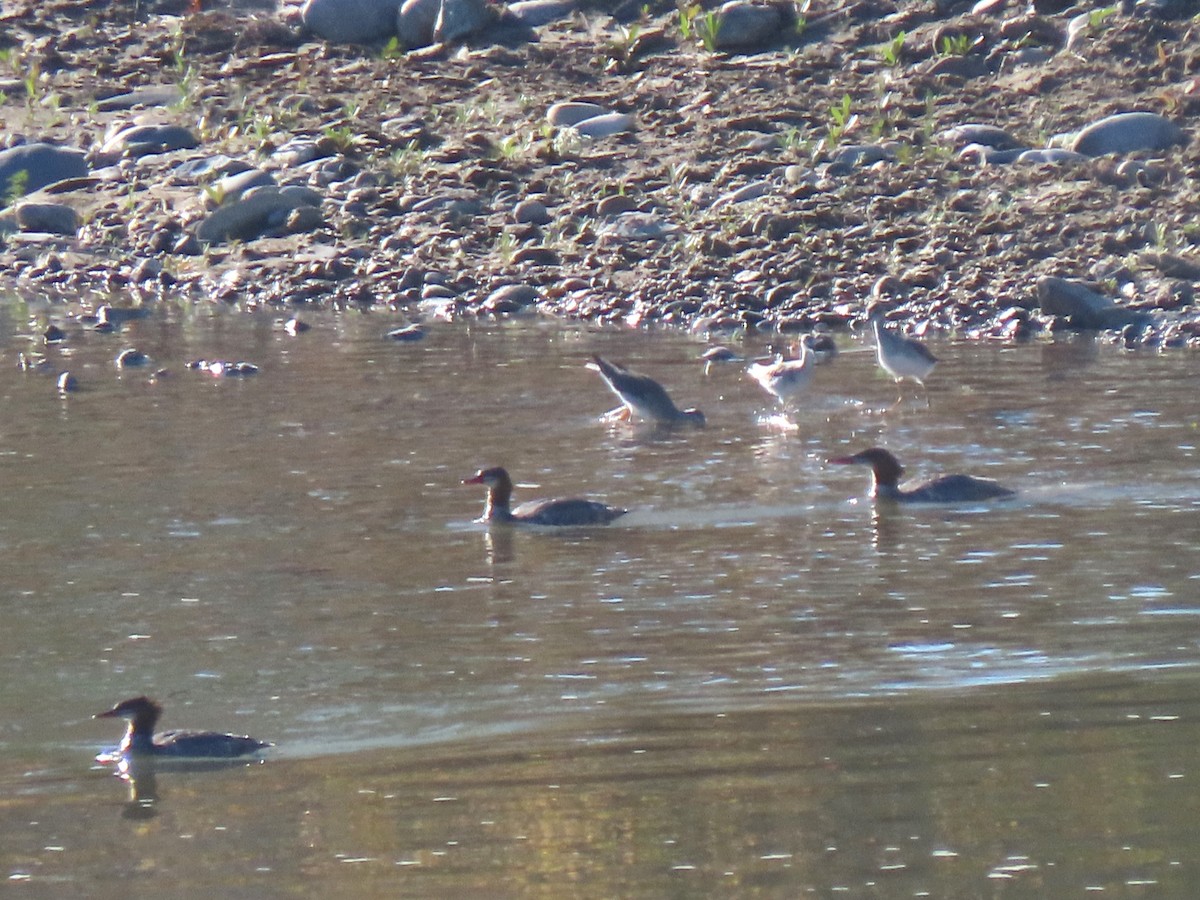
3;299;1200;896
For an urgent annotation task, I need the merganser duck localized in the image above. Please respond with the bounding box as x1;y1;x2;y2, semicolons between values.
870;314;937;386
747;339;813;406
463;466;627;526
95;696;272;759
587;355;705;427
829;447;1016;503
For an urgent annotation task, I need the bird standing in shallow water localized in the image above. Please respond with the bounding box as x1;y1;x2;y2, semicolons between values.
828;447;1015;503
870;314;937;403
587;355;705;427
747;339;814;407
463;466;627;526
95;696;271;759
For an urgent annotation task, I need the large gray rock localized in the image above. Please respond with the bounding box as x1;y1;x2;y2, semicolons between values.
1071;112;1186;156
195;188;321;244
1036;276;1149;330
302;0;404;43
16;201;80;235
0;143;88;196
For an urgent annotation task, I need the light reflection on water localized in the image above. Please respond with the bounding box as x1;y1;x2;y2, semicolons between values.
3;301;1200;895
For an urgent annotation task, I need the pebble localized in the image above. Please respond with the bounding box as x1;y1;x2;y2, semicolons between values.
433;0;496;43
546;101;608;127
57;372;78;394
507;0;575;25
301;0;404;44
829;144;895;171
43;324;66;343
939;124;1023;150
115;348;150;368
712;0;784;50
396;0;442;47
387;324;426;341
713;180;771;207
1015;148;1088;165
513;198;551;225
1071;111;1185;156
571;112;636;139
16;202;79;235
481;283;540;313
210;168;276;205
99;123;198;157
284;317;311;336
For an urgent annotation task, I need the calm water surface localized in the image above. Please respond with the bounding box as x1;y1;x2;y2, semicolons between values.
2;298;1200;897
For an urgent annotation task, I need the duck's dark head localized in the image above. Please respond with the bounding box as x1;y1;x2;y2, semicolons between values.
95;696;163;729
462;467;512;489
829;447;904;487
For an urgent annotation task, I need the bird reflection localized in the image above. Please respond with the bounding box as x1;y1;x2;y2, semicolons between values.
864;503;905;554
481;526;515;565
109;755;160;820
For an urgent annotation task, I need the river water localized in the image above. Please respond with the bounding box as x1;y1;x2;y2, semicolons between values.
2;298;1200;897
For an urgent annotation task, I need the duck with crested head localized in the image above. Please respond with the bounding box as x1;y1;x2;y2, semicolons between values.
95;696;272;759
829;447;1015;504
463;466;627;526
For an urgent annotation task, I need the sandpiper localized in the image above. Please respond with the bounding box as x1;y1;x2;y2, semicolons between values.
747;339;813;407
870;314;937;402
588;355;705;427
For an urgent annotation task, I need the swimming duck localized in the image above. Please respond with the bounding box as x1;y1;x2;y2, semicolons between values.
463;466;627;526
829;447;1015;503
95;696;271;759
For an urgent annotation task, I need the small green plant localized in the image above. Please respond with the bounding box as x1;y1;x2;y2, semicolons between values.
380;36;404;61
492;134;522;160
794;15;807;40
696;10;722;51
1089;5;1118;26
777;125;807;153
881;30;906;66
678;2;700;39
386;139;425;179
936;33;973;57
604;22;643;68
826;94;854;145
4;169;30;205
496;230;516;264
323;124;359;154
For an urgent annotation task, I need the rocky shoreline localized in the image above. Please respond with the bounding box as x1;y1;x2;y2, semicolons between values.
3;0;1200;348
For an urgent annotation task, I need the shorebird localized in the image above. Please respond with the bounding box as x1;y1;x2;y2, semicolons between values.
587;355;705;427
700;345;742;374
747;339;814;407
463;466;627;526
828;447;1015;503
95;696;272;759
870;314;937;403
